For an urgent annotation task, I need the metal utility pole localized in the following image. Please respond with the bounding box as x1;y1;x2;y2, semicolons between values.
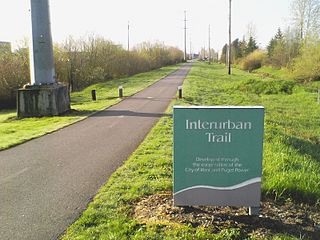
29;0;55;85
208;24;211;64
17;0;70;117
127;21;130;51
184;10;187;61
189;38;192;60
228;0;232;75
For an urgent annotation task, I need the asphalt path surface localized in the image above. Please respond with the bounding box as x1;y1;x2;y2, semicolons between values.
0;64;192;240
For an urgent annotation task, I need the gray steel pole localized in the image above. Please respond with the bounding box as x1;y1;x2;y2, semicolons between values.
127;21;130;51
190;38;192;60
228;0;232;75
184;11;187;61
208;24;211;63
29;0;55;85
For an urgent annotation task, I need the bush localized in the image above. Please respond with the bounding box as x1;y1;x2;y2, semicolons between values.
54;37;184;91
240;50;267;72
291;37;320;82
0;49;30;108
0;36;184;109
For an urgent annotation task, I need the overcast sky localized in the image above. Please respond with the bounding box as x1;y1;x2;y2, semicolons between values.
0;0;291;52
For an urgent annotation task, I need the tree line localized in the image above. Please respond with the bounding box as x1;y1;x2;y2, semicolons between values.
220;0;320;82
0;36;183;109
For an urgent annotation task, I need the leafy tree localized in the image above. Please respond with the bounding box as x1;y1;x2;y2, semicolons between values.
267;28;299;67
231;38;242;62
239;37;248;57
245;36;258;55
220;44;228;64
291;35;320;81
275;28;284;40
267;37;278;57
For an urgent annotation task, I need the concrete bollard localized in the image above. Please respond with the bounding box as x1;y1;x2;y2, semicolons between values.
91;90;96;101
118;86;123;98
178;86;183;99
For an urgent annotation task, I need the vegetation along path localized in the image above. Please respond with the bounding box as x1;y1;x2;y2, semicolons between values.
0;63;192;240
62;62;320;240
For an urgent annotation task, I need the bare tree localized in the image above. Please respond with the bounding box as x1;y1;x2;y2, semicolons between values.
246;22;257;40
291;0;320;39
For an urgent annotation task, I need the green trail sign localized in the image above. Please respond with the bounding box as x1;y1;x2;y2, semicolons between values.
173;106;264;207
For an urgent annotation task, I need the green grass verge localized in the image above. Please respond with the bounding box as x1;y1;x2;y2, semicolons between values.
253;66;290;80
61;62;319;239
0;65;179;151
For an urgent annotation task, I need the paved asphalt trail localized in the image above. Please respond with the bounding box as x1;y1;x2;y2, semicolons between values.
0;64;192;240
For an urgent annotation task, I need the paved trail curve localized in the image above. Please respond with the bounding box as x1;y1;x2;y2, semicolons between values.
0;64;192;240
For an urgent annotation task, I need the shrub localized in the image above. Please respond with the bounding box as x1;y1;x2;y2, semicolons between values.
54;37;184;91
0;49;30;108
240;50;267;72
0;36;184;109
291;37;320;82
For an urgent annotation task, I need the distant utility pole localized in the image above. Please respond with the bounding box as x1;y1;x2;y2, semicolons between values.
208;24;211;64
127;21;130;51
190;38;192;60
184;10;187;61
228;0;232;75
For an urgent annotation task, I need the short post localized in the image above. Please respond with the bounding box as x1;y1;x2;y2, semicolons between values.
249;206;260;216
118;86;123;98
91;89;96;101
178;86;183;99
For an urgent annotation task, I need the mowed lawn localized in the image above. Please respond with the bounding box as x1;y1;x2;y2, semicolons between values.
61;62;320;240
0;65;179;150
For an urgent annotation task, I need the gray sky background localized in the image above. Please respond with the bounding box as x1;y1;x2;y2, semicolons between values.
0;0;291;52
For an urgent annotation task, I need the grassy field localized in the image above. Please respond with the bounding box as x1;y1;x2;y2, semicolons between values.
184;63;320;203
61;62;320;240
252;66;290;80
0;65;179;151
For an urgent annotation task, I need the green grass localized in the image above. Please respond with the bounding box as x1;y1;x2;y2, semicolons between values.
183;63;320;203
62;108;245;240
253;66;290;80
0;65;179;151
61;62;319;239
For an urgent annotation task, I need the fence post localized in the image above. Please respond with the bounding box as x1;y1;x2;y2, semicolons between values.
178;86;183;99
91;90;96;101
118;86;123;98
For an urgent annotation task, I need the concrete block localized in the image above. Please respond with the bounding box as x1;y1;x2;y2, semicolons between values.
17;83;70;118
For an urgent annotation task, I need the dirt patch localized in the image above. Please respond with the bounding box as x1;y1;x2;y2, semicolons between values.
134;192;320;239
